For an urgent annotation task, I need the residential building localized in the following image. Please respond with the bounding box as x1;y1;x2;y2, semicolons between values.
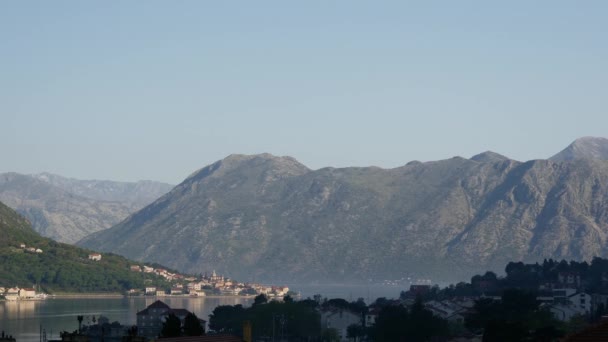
568;292;592;315
136;300;197;339
558;272;581;289
88;253;102;261
5;288;20;301
19;288;37;299
321;309;362;342
136;300;172;338
365;308;379;327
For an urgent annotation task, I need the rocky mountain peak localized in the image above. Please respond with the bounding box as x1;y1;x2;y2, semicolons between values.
184;153;310;184
470;151;510;163
550;136;608;161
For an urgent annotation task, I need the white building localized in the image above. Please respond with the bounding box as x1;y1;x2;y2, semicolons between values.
88;253;102;261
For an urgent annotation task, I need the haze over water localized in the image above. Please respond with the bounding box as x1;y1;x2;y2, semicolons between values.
0;297;252;342
0;284;404;342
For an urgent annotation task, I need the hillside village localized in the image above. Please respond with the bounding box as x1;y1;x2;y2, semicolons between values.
125;266;291;298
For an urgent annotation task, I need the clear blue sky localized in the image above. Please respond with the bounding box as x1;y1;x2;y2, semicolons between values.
2;1;607;184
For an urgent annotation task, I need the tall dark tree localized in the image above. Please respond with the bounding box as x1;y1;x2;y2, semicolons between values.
161;313;182;337
183;312;204;336
209;305;245;333
253;294;268;306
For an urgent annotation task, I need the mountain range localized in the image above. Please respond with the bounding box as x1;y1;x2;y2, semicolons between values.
77;137;608;283
0;173;172;243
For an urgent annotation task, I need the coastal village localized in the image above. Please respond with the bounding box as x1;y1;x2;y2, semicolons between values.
0;250;291;301
124;264;291;298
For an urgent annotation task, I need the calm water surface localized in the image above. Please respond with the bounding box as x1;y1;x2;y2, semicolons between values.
0;284;404;342
0;297;252;342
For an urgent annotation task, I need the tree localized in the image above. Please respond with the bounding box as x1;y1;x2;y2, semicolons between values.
323;298;350;310
209;305;245;333
253;294;268;306
161;313;182;337
183;312;204;336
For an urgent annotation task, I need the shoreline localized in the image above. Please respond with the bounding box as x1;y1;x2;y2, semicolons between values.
40;294;260;299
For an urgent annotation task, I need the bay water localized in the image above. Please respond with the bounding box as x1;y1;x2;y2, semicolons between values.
0;284;403;342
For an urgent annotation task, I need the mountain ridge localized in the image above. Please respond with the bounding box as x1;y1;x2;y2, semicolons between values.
550;136;608;161
0;172;173;243
78;143;608;283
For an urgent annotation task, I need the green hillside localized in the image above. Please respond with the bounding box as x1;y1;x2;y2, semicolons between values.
0;201;171;293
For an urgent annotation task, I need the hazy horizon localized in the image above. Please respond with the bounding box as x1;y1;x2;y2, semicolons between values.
0;138;603;185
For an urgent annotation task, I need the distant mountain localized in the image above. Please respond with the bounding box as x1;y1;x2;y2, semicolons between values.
550;137;608;161
32;173;173;208
0;173;173;243
0;200;172;292
79;143;608;283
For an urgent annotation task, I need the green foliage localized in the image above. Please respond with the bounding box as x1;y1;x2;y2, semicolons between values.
369;298;448;341
208;305;246;333
465;289;565;341
253;293;268;306
183;312;205;336
161;313;182;337
0;202;172;292
209;299;321;339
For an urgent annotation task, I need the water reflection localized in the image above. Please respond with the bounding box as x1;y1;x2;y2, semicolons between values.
0;297;253;342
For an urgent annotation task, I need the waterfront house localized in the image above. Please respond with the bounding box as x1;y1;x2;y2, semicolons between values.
19;288;37;299
5;288;20;301
136;300;197;338
137;300;172;338
145;287;157;295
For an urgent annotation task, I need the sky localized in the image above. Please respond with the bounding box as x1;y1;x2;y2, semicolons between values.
1;1;607;184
